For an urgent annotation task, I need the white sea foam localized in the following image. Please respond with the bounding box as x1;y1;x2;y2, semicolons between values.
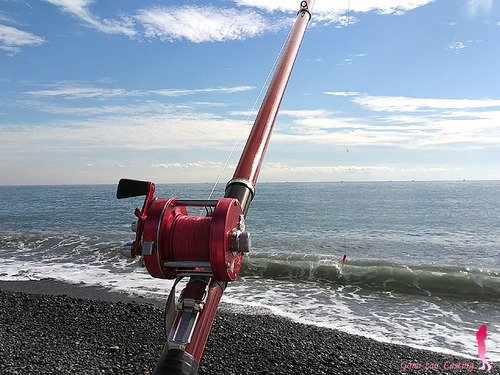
224;276;499;361
2;247;499;361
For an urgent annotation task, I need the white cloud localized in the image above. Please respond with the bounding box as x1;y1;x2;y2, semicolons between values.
26;86;132;99
235;0;436;17
15;81;500;157
263;163;394;174
44;0;92;19
1;112;250;155
135;6;282;43
142;161;471;183
466;0;493;16
325;90;361;97
152;161;227;170
26;102;178;116
25;83;253;100
231;0;437;29
44;1;283;41
43;0;438;43
260;94;500;152
44;0;136;36
258;162;395;181
350;95;500;112
0;24;45;54
130;157;403;183
340;54;367;65
37;91;493;153
447;41;467;51
152;86;255;97
0;11;12;24
280;109;331;118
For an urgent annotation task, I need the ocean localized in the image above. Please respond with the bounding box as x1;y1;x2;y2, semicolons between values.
0;181;499;361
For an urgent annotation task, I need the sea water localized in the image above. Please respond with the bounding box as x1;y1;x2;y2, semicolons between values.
0;181;499;361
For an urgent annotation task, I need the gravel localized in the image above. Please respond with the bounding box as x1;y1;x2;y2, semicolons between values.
0;281;496;374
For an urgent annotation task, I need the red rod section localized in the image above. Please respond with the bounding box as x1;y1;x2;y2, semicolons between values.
152;2;316;374
232;0;315;186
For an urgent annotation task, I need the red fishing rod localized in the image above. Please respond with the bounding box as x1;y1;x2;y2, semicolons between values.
116;1;315;374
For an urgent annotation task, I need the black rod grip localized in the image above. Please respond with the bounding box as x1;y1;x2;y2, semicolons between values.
153;349;199;375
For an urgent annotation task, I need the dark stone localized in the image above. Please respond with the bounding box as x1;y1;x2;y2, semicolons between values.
0;282;498;375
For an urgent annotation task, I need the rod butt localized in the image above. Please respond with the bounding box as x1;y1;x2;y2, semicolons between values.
153;349;199;375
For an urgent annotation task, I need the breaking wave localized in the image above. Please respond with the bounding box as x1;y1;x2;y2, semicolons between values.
2;232;500;302
240;252;500;302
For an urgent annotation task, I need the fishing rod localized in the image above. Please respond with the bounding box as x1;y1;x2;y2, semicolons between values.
116;1;315;374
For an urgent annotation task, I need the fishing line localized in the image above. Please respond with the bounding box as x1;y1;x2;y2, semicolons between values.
205;18;295;202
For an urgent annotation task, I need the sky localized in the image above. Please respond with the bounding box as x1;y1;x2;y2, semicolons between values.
1;0;500;185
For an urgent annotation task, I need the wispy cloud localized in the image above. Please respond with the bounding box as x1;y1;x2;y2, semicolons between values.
25;102;179;116
142;160;460;183
232;0;437;30
261;92;500;152
0;24;45;55
152;161;228;170
338;53;367;65
4;81;253;151
235;0;435;13
44;0;136;36
44;1;285;42
152;86;255;97
148;160;398;182
25;83;254;100
350;94;500;112
466;0;493;16
447;41;467;52
256;162;396;182
1;110;248;158
262;162;394;174
325;91;361;97
42;0;438;44
26;86;134;99
136;6;282;43
18;81;500;154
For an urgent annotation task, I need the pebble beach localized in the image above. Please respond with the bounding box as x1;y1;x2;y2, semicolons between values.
0;280;497;375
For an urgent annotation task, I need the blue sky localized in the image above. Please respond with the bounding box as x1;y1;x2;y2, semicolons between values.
1;0;499;185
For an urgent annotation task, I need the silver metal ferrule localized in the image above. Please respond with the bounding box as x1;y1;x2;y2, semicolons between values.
225;177;255;197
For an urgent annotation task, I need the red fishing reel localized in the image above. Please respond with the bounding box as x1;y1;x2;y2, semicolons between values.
117;179;250;282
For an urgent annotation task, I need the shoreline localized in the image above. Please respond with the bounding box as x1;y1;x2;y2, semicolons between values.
0;280;497;374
